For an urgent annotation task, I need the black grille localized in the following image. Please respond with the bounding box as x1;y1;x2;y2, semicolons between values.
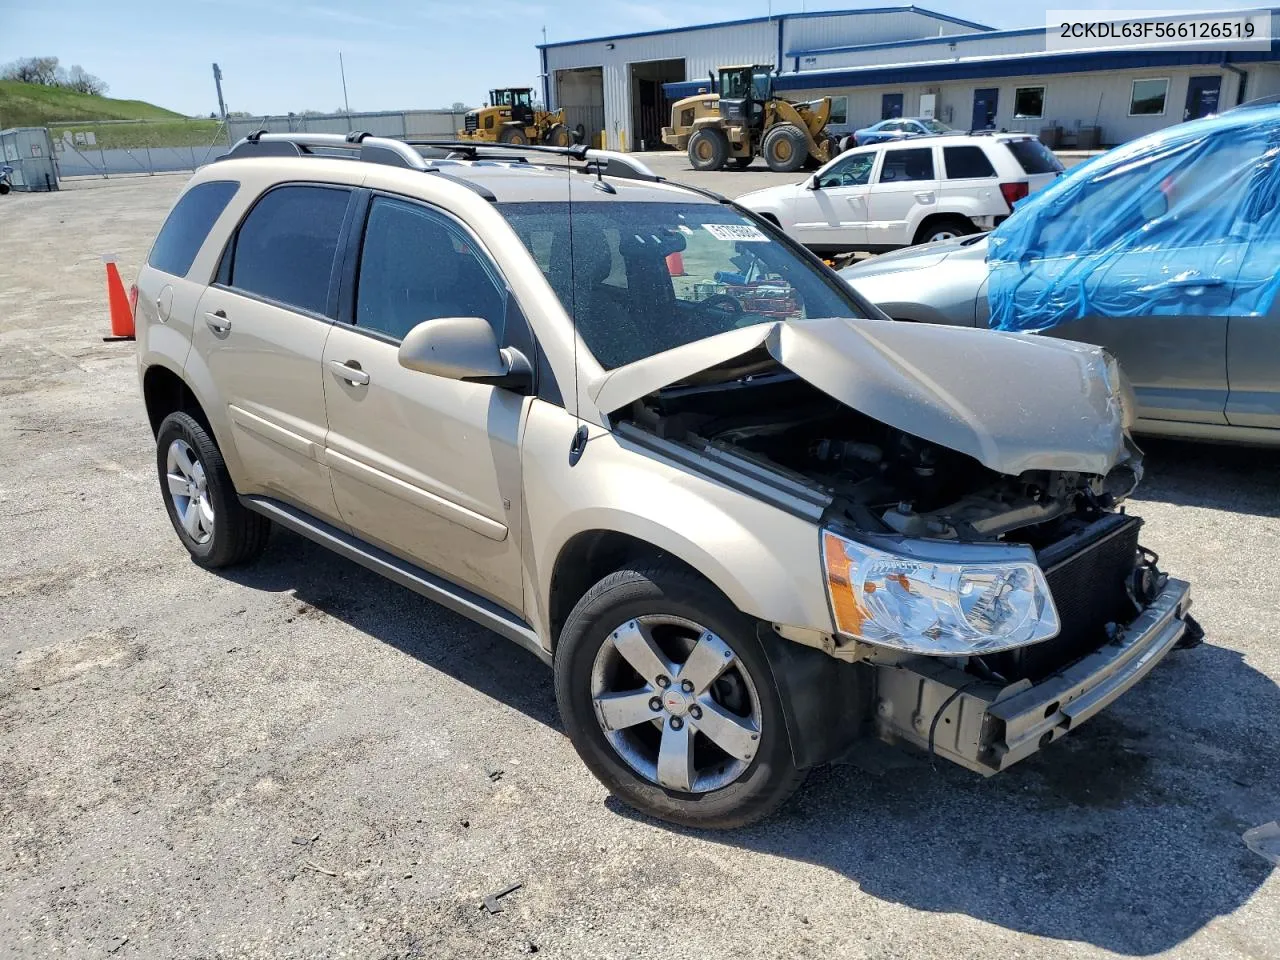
464;113;479;132
987;513;1142;682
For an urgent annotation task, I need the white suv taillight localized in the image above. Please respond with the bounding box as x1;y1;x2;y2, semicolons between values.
999;181;1029;211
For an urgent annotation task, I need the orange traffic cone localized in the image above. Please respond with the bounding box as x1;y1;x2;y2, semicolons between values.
103;255;135;342
666;251;685;277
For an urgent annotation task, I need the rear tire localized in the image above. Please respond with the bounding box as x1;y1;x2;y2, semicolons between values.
498;126;529;145
555;562;805;829
913;215;974;246
763;124;808;172
687;128;729;172
0;182;10;195
156;412;270;569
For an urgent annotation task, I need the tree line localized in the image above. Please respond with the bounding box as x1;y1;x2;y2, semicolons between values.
1;56;109;96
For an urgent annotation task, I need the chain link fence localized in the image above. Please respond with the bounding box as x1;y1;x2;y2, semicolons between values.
48;118;232;178
46;110;474;179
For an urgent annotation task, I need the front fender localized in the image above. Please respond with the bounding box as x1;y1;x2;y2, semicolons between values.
520;402;835;647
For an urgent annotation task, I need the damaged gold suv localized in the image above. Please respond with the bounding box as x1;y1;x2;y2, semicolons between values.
135;133;1197;828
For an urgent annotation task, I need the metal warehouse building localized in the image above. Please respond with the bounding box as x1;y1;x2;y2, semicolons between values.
539;5;1280;152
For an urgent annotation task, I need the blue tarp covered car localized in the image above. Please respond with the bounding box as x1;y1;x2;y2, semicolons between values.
987;102;1280;333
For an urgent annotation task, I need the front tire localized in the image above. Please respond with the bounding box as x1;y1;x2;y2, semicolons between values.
156;412;270;569
763;124;808;172
544;123;572;147
687;128;729;171
554;562;805;829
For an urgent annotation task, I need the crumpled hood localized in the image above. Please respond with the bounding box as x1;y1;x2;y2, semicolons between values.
591;316;1130;478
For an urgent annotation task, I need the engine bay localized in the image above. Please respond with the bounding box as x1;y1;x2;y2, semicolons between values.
620;372;1142;549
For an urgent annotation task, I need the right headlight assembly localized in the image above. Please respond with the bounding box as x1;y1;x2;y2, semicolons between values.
821;530;1060;656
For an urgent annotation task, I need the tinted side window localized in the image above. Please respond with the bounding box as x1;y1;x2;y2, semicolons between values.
1006;139;1065;175
355;196;506;342
880;148;934;183
817;152;876;188
229;185;350;315
943;146;997;179
148;180;239;277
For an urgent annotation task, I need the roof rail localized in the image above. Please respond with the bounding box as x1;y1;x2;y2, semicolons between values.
221;132;666;190
225;131;432;171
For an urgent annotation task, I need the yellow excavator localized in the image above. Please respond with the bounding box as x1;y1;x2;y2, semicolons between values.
661;65;838;172
458;87;575;147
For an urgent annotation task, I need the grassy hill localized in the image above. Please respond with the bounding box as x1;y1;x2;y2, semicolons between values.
0;80;187;126
0;81;223;149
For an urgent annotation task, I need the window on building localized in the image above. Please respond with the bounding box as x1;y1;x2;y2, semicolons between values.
1129;78;1169;116
829;96;848;125
148;181;239;278
227;185;350;316
879;147;934;183
1013;86;1045;119
356;196;507;342
943;145;996;179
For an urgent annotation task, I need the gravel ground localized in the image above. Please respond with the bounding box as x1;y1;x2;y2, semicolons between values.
1;172;1277;960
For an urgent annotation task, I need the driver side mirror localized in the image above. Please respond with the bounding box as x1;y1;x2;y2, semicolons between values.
807;174;822;190
398;316;532;391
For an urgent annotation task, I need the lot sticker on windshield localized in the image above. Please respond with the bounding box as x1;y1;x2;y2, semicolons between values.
703;223;768;242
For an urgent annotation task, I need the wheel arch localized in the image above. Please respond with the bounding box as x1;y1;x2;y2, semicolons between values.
912;211;975;245
142;362;212;438
547;528;729;653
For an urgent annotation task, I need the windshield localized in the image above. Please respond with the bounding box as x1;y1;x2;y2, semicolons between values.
499;201;866;369
920;119;950;134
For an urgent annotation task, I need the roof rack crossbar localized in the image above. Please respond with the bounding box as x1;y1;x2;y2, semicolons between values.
403;140;663;183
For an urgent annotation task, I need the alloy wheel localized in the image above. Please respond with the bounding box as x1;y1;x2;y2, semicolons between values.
590;615;762;794
165;438;214;545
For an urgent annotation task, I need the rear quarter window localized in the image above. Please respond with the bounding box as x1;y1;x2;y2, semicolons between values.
147;180;239;277
1005;139;1065;175
943;146;997;179
226;184;351;316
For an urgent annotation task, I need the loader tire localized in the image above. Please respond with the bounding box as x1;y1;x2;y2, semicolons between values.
763;124;808;173
688;128;729;171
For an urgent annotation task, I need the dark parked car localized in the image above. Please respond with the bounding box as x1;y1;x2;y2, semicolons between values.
841;101;1280;444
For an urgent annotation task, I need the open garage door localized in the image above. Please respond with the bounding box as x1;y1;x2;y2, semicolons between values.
631;59;685;151
555;67;604;149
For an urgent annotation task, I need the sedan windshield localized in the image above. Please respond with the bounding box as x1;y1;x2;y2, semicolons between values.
498;201;865;369
920;119;950;134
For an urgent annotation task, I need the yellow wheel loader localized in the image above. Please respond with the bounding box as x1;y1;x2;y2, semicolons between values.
458;87;577;147
660;66;839;173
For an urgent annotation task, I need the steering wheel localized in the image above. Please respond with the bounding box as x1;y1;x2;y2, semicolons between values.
696;294;744;319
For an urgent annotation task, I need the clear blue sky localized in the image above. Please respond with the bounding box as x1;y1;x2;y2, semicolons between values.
3;0;1252;117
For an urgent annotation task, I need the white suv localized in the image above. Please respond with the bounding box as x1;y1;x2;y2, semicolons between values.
738;133;1064;254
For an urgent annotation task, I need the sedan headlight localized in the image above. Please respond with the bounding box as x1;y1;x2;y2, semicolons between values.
821;530;1059;656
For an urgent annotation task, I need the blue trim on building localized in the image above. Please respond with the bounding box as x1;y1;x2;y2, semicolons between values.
788;26;1047;59
788;7;1280;59
540;46;550;112
537;6;992;51
768;46;1280;92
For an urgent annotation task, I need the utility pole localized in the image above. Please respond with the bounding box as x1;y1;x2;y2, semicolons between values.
339;52;351;125
212;63;227;119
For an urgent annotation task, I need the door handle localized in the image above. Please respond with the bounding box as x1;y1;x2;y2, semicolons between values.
204;310;231;334
329;359;370;386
